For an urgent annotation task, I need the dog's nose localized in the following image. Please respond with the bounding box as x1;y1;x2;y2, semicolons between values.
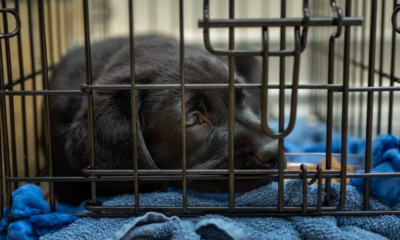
255;144;279;167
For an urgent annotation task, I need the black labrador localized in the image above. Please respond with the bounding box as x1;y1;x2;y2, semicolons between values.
42;36;279;205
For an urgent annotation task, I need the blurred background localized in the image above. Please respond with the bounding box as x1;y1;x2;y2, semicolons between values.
0;0;399;182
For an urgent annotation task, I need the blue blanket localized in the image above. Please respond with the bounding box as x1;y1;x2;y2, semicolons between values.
271;118;367;155
272;119;400;206
350;134;400;206
1;119;399;239
41;180;400;240
0;185;78;240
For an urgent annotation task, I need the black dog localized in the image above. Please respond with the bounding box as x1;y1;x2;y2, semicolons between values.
43;36;279;205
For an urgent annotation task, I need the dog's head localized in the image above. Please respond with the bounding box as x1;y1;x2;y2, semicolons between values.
67;36;281;193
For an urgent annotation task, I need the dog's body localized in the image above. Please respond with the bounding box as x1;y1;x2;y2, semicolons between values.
44;36;279;205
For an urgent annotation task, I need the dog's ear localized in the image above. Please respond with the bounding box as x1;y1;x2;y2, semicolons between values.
65;90;159;173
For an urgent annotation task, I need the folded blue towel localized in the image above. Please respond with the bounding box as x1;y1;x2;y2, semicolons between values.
350;134;400;206
0;185;78;240
41;180;400;240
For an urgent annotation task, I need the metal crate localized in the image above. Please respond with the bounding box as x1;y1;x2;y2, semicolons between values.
0;0;399;222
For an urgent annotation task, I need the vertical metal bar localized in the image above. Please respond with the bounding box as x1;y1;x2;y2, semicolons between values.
350;0;359;135
83;0;97;205
1;0;18;190
310;0;316;121
38;0;55;212
311;0;317;118
313;0;320;119
179;0;187;211
338;0;351;210
325;37;334;206
0;25;12;218
311;2;324;116
27;0;41;176
15;0;29;177
47;0;54;65
300;164;307;213
278;0;286;213
389;0;398;135
317;164;322;212
228;0;235;211
358;0;367;137
128;0;139;212
364;0;378;211
310;2;317;117
377;0;385;135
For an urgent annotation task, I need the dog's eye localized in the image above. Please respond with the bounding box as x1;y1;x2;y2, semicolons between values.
186;114;203;127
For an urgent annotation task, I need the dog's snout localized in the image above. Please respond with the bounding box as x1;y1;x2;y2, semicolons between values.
255;143;279;167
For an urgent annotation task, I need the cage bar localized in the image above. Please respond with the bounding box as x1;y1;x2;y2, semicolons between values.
38;0;55;212
179;0;188;211
389;0;399;135
1;0;18;191
228;0;235;211
14;0;29;177
128;0;139;213
278;0;286;213
364;0;378;211
82;0;99;207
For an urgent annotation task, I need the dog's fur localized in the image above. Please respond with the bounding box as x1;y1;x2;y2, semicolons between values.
43;36;279;205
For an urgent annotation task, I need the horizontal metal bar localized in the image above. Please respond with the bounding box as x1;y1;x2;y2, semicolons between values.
0;90;89;96
6;210;400;219
81;84;400;92
83;205;344;213
85;205;187;212
6;176;182;182
83;205;338;213
235;206;341;212
345;86;400;92
82;168;343;176
82;169;283;175
8;59;394;93
1;86;399;97
83;168;400;178
82;83;343;90
198;17;363;28
6;175;280;182
7;171;400;183
84;205;232;212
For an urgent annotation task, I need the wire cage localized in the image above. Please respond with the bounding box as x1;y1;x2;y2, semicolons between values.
0;0;399;224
